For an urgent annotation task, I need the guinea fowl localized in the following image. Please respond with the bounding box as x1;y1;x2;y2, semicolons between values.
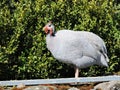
43;21;109;78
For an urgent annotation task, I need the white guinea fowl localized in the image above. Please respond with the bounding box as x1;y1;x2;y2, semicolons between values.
43;21;109;78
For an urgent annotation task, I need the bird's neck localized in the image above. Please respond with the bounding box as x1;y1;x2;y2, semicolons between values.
47;31;56;37
46;34;55;51
51;32;55;36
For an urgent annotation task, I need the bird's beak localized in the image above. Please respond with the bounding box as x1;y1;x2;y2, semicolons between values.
43;26;53;35
43;26;48;34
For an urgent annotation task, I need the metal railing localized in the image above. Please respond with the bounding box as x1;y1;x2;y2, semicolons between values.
0;75;120;86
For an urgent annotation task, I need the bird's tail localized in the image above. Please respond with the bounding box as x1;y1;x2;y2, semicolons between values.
104;53;109;62
99;44;109;67
100;53;109;67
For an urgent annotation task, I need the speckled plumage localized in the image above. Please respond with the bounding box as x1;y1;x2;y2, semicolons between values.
43;22;109;78
46;30;109;68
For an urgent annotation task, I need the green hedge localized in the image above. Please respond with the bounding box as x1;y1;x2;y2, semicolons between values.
0;0;120;80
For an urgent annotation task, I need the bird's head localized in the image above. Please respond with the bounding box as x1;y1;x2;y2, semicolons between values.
43;21;55;36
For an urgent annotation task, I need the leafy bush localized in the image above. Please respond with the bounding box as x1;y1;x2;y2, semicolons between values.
0;0;120;80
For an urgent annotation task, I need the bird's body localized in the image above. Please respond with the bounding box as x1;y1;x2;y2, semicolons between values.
43;21;109;78
46;30;109;68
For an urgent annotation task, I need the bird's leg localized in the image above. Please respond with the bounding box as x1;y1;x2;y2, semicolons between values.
75;67;79;78
70;67;80;85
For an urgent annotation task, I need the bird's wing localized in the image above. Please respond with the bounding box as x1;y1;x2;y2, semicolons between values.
84;34;109;63
59;35;101;61
86;35;109;62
